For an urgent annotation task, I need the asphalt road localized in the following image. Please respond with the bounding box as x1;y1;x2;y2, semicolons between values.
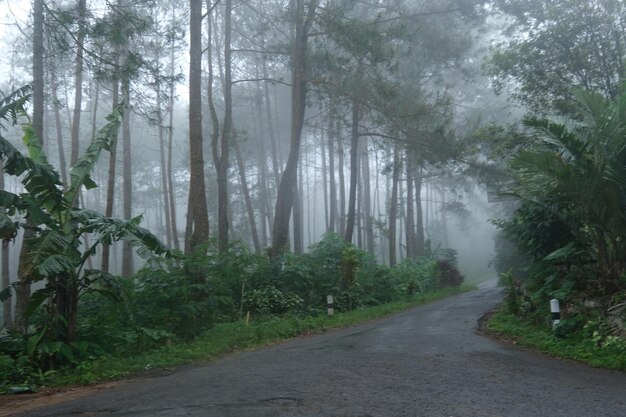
15;279;626;417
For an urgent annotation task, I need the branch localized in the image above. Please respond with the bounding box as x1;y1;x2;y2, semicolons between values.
231;77;291;87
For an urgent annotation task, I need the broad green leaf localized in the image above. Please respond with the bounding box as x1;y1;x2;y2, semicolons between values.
65;103;123;207
543;242;576;261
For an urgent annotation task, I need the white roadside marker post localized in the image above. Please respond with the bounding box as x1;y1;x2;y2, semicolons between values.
327;295;334;317
550;298;560;329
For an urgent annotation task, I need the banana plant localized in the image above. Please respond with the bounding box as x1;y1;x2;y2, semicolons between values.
0;86;170;345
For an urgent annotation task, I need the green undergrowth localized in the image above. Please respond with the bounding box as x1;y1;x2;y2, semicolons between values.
488;308;626;370
49;285;473;387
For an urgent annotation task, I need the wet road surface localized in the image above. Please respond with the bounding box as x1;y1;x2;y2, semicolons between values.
14;279;626;416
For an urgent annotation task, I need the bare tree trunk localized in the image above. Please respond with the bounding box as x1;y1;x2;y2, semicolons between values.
234;139;261;254
361;138;374;254
167;15;180;250
293;162;304;254
344;99;359;243
262;57;281;189
186;0;210;254
70;0;87;167
337;119;346;235
270;0;318;258
415;167;425;257
405;148;416;260
327;109;337;233
212;0;232;252
121;79;133;276
51;79;68;184
0;164;11;328
440;188;449;248
102;57;119;273
389;142;401;266
158;110;173;247
16;0;45;333
320;131;329;232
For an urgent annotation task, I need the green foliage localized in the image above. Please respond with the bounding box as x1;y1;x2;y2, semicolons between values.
488;308;626;370
488;0;626;114
0;89;170;379
243;287;304;316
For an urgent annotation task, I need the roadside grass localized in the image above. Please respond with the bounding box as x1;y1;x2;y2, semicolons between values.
50;285;474;387
487;308;626;371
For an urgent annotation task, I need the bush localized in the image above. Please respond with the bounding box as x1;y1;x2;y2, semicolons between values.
436;259;464;288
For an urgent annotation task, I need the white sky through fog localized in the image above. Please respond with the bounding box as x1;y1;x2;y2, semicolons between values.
0;1;31;87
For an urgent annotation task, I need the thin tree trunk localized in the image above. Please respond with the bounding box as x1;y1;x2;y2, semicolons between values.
51;79;68;184
70;0;87;167
361;138;374;254
167;11;180;250
415;167;425;257
337;119;346;235
101;50;119;272
262;57;281;189
320;130;329;232
327;109;337;233
234;139;261;254
293;163;304;254
0;163;11;328
389;142;401;266
344;99;359;243
121;79;133;276
213;0;232;252
405;148;416;260
158;109;173;247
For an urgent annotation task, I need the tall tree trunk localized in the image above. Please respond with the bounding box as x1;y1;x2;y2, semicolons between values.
186;0;210;254
234;139;261;254
167;14;180;250
51;79;68;184
361;138;374;254
440;188;449;248
415;167;425;257
70;0;87;167
121;78;133;276
0;164;11;328
158;109;173;247
344;99;359;243
320;130;329;232
270;0;318;259
212;0;232;253
16;0;45;333
337;119;346;235
389;142;401;266
327;109;337;233
405;148;416;260
293;162;304;253
262;57;281;189
101;56;119;273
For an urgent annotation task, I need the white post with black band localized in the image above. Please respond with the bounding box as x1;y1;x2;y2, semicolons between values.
327;295;334;316
550;298;560;329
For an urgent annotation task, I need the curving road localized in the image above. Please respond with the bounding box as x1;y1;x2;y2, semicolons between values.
13;279;626;417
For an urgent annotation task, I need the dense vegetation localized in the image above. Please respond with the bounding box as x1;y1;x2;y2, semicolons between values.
484;0;626;363
3;0;626;394
0;88;466;391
